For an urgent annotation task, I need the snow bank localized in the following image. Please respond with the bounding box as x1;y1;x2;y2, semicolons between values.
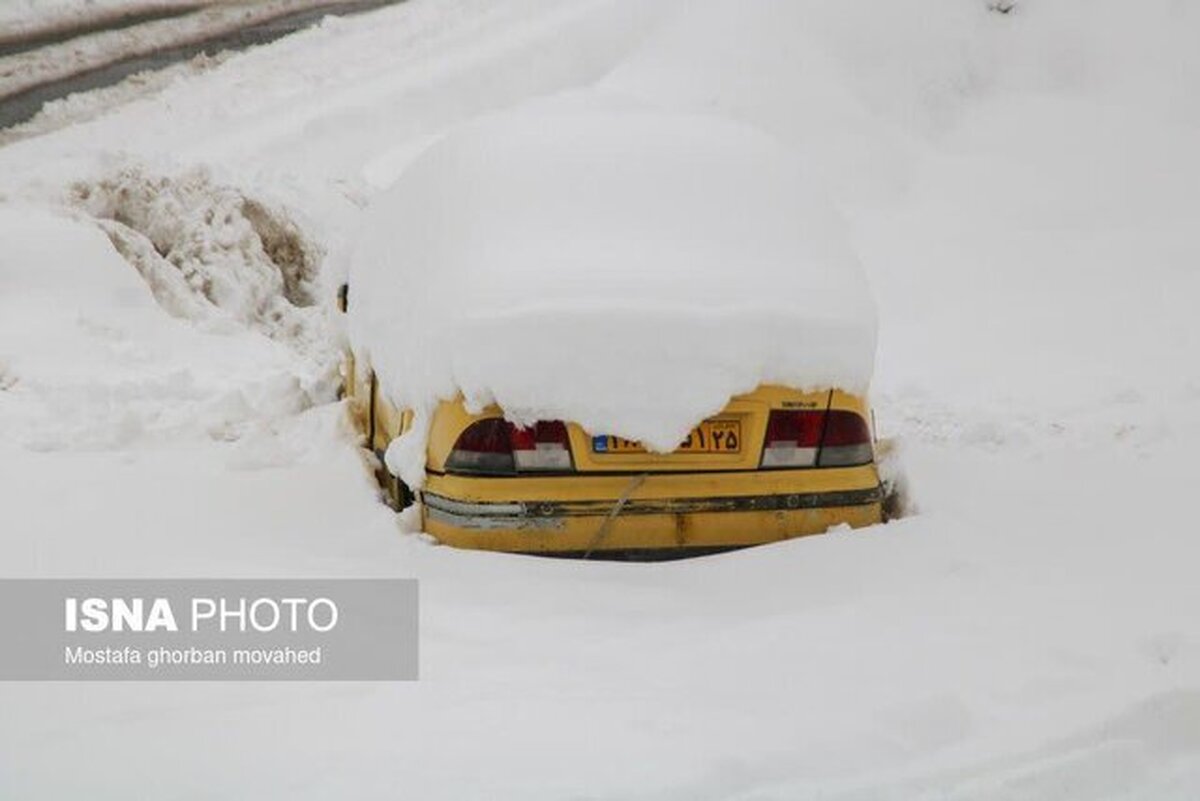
65;165;331;353
349;95;876;466
0;201;334;451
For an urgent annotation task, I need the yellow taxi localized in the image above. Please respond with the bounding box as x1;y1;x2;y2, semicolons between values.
339;314;883;558
337;98;886;557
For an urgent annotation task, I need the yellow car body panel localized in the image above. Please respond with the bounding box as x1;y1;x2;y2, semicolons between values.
422;465;881;554
344;353;882;555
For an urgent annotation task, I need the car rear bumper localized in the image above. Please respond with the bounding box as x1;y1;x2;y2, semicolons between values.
420;466;884;554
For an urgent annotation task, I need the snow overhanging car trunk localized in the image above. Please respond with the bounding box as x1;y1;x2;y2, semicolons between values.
348;92;878;485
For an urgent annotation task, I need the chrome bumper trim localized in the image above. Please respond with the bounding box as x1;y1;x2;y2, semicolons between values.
422;486;883;529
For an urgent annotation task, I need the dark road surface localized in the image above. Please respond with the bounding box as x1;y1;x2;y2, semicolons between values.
0;0;406;131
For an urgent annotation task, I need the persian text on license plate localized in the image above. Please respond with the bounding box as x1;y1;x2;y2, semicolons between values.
592;419;742;455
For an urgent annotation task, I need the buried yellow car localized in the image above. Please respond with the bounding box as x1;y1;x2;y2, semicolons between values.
339;97;887;557
342;336;883;557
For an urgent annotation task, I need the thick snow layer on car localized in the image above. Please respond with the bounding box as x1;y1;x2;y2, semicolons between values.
350;96;877;467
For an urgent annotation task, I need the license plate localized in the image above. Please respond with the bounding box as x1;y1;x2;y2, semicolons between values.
592;419;742;455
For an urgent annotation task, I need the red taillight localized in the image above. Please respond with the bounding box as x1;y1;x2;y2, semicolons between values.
444;418;515;474
446;419;574;475
761;409;873;468
817;410;873;466
511;420;573;472
761;410;824;467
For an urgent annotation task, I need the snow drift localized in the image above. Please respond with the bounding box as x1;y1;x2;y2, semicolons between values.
0;203;331;452
65;165;332;355
349;94;877;463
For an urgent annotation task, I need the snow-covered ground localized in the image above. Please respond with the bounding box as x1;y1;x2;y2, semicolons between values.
2;0;1199;798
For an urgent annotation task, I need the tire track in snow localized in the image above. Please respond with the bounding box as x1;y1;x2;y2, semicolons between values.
0;3;208;58
0;0;406;131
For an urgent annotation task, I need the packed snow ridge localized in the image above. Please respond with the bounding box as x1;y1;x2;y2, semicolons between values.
67;165;332;355
0;202;336;454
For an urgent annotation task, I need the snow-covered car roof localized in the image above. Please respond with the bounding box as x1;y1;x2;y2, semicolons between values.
349;94;877;453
